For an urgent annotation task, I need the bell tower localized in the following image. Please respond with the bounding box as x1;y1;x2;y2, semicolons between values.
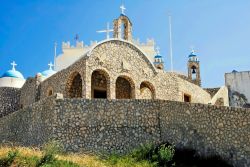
113;4;133;41
187;50;201;86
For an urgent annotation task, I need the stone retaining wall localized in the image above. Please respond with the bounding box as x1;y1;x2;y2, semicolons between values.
0;87;20;118
0;97;249;167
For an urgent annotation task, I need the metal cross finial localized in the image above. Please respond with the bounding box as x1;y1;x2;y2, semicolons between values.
190;45;195;54
156;46;160;55
120;4;126;15
97;22;114;39
11;61;17;71
48;62;54;70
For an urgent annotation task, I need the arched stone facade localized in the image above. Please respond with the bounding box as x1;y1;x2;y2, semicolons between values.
139;81;155;99
116;76;135;99
65;72;83;98
91;69;110;99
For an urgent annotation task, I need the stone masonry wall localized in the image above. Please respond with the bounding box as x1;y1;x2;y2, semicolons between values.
0;96;55;146
1;98;248;166
0;87;20;118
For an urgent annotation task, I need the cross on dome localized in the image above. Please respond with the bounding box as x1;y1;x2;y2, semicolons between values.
97;22;114;39
48;62;54;70
190;46;196;54
120;4;126;15
156;46;160;55
11;61;17;71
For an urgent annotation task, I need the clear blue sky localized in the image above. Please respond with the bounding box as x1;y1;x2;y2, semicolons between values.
0;0;250;88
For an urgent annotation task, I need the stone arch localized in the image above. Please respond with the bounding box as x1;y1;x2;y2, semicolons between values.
87;39;157;75
91;69;110;99
47;87;53;97
140;81;156;99
115;75;135;99
65;72;83;98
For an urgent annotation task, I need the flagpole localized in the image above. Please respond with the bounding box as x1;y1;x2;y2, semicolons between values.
169;14;173;72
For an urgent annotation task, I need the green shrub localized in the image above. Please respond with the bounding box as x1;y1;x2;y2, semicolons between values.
0;150;19;167
131;143;155;161
158;144;175;166
130;143;175;167
36;140;63;167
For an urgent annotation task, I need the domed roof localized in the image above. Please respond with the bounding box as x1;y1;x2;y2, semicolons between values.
1;70;24;79
0;61;24;79
188;49;197;57
154;55;162;59
41;69;56;77
41;62;56;78
189;52;197;57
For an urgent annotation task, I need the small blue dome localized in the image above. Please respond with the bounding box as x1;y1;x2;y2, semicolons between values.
41;69;56;77
1;70;24;79
189;52;197;57
154;55;162;59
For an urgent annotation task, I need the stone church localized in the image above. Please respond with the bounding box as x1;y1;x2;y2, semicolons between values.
0;8;229;113
1;7;250;167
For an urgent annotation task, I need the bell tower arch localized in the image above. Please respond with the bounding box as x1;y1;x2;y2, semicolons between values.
113;5;132;41
187;50;201;86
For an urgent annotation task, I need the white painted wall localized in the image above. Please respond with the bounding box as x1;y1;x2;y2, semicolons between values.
225;71;250;105
0;77;26;88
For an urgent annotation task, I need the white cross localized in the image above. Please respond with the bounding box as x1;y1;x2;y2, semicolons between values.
48;62;54;70
97;22;114;39
190;45;195;54
156;46;160;55
120;4;126;15
11;61;17;71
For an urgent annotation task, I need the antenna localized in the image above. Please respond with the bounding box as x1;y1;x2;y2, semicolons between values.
169;13;174;72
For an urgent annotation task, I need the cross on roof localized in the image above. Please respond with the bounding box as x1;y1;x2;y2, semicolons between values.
190;45;195;54
11;61;17;71
97;22;114;39
156;46;160;55
120;4;126;15
48;62;54;70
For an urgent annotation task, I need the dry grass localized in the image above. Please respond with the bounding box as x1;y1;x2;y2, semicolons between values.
58;154;107;167
0;145;155;167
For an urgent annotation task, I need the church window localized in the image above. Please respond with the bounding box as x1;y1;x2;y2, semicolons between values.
116;76;135;99
184;94;191;102
47;88;53;96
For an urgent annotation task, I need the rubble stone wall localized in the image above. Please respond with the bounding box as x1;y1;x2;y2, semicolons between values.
0;87;20;118
0;97;249;166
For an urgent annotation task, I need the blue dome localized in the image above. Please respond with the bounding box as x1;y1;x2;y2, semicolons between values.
1;70;24;79
154;55;162;58
41;69;56;77
189;52;196;57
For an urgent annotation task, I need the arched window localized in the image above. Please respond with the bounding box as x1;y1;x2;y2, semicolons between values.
47;88;53;96
116;76;135;99
91;70;110;99
66;72;82;98
184;94;191;102
140;81;155;99
191;66;197;80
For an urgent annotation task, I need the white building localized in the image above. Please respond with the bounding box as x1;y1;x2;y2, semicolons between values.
225;70;250;108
